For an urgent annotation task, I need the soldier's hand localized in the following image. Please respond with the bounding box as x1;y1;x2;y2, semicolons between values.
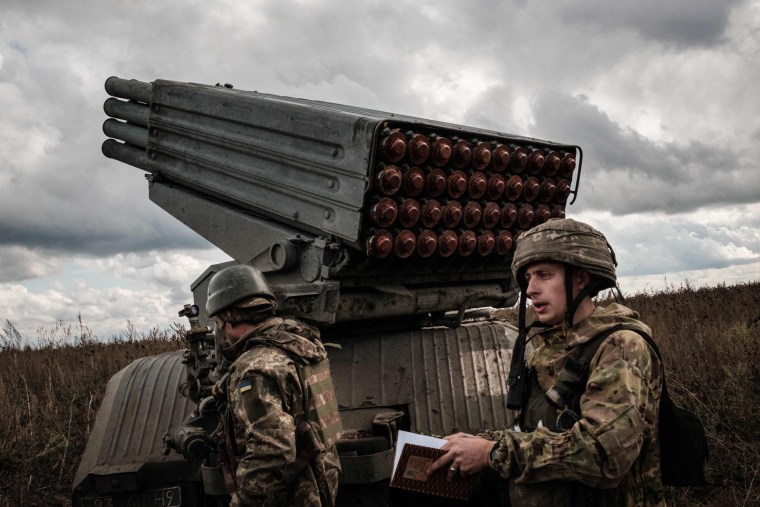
426;433;495;480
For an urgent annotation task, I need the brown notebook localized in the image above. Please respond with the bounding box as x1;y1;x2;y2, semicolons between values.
390;443;475;500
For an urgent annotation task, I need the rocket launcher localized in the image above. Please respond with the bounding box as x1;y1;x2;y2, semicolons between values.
102;77;582;329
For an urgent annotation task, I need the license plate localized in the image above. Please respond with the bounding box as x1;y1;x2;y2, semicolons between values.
81;486;182;507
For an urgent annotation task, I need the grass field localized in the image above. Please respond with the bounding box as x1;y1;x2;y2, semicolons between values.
1;282;759;506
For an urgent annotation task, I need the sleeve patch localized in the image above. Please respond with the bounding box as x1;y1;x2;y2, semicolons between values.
239;379;253;394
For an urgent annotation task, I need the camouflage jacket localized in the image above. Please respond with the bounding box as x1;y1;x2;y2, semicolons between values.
223;317;342;507
484;304;665;506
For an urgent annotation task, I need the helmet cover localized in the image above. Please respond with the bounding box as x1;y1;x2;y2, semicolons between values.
511;218;617;292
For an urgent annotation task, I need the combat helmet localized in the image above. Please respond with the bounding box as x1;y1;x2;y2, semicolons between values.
512;218;617;297
206;264;277;320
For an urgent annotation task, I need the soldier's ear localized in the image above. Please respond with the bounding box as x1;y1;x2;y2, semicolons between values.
575;269;591;290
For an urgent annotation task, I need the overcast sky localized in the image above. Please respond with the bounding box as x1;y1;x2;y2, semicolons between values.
2;0;759;344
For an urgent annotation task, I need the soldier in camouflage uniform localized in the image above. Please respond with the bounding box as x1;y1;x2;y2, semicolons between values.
427;218;665;506
207;265;342;506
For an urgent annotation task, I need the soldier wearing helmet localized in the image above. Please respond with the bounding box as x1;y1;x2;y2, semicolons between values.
428;219;664;506
207;264;342;507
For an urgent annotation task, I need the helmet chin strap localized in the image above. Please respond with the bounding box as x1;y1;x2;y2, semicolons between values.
518;289;549;339
564;266;600;328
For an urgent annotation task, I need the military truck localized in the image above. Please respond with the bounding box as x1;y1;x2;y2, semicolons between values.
71;77;582;506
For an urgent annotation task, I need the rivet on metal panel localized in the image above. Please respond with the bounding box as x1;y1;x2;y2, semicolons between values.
394;230;417;258
402;166;425;196
477;231;496;256
458;230;477;256
367;230;393;259
556;180;571;201
501;203;518;228
545;151;561;177
467;172;487;199
523;177;539;202
421;199;442;228
561;153;576;178
437;230;458;258
510;146;528;173
506;175;523;202
482;202;501;229
528;148;545;175
380;129;407;163
407;133;430;165
536;204;551;224
446;171;468;199
425;168;447;197
430;136;453;167
539;178;557;203
371;198;398;228
398;199;421;228
492;144;510;172
375;165;403;196
442;201;463;228
452;139;473;169
417;230;438;258
518;204;535;228
472;141;492;171
463;202;482;229
496;231;514;255
486;174;506;201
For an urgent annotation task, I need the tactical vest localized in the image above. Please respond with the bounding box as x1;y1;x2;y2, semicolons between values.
219;321;343;498
520;323;708;487
253;320;343;449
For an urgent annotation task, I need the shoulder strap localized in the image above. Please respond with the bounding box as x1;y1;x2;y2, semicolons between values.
576;323;661;375
548;323;660;411
554;324;709;486
247;329;341;447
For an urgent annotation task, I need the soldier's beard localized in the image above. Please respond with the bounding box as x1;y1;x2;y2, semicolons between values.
213;322;229;354
217;321;250;361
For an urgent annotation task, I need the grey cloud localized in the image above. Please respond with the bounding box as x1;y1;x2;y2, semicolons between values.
555;0;740;47
0;246;59;282
531;89;759;214
577;211;760;278
462;84;523;133
0;130;207;257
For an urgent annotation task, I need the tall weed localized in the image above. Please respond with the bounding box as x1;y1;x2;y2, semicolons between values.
0;321;184;506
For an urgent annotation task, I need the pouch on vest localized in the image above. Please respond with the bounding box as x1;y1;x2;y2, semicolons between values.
256;324;343;449
297;359;343;448
549;324;709;487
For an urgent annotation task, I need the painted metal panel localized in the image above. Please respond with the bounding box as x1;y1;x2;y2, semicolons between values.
330;319;518;436
73;351;195;492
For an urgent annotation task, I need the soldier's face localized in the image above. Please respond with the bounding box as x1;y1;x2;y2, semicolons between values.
212;317;233;348
524;262;580;326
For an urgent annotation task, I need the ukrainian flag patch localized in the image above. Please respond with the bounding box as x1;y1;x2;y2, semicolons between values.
239;379;253;394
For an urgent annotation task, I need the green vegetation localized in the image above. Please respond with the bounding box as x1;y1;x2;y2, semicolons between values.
1;283;759;506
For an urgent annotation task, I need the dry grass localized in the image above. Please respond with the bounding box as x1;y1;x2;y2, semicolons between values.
1;283;759;506
0;317;184;507
622;282;760;506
